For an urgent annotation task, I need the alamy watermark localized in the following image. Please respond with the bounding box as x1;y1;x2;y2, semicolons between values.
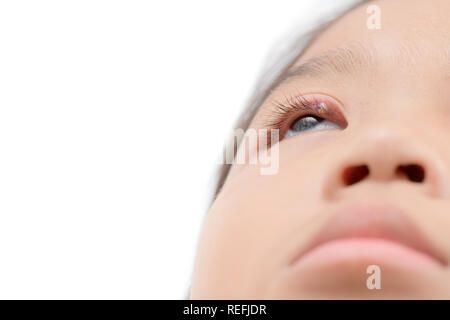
221;128;279;175
366;5;381;30
366;265;381;290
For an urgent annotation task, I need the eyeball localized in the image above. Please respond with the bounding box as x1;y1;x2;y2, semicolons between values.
284;114;342;138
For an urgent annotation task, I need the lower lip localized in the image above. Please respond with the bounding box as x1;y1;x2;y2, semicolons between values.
291;238;443;271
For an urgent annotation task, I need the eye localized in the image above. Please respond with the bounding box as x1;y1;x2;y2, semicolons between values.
265;94;348;141
284;114;342;138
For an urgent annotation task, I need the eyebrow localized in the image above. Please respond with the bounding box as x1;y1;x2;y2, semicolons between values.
271;43;375;91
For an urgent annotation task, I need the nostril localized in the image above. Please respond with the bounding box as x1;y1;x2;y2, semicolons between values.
342;165;370;186
396;164;425;183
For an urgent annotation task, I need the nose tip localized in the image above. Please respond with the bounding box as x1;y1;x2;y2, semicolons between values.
323;132;450;200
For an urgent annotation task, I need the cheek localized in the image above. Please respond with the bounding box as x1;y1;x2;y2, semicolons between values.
191;139;333;297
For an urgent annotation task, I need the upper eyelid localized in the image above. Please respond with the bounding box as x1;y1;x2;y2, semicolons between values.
272;91;347;114
262;93;348;130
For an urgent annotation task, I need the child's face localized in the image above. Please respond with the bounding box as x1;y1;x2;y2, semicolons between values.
191;0;450;299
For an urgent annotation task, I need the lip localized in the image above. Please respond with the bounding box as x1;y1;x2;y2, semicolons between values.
290;204;447;269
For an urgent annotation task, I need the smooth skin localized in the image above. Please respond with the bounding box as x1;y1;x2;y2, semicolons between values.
190;0;450;299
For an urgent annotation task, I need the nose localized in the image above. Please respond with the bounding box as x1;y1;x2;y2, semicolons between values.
323;130;450;200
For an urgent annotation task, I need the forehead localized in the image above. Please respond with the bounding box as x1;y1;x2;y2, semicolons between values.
293;0;450;69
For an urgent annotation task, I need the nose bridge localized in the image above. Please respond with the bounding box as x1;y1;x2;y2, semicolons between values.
323;126;450;200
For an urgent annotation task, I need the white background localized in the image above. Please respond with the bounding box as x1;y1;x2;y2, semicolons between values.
0;0;357;299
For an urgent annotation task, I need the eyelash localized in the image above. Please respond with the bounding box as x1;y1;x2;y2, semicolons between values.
266;95;322;129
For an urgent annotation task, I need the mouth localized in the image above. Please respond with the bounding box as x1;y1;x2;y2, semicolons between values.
290;203;447;270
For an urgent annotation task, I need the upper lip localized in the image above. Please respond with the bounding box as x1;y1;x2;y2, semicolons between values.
291;203;447;266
